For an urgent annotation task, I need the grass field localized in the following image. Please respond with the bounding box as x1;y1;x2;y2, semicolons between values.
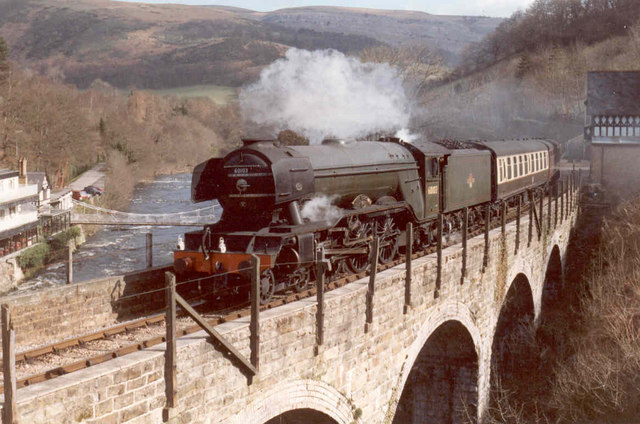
146;84;238;104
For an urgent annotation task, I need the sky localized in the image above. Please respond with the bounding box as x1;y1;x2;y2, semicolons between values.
124;0;536;18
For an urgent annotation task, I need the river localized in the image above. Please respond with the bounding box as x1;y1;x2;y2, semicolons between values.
18;173;220;292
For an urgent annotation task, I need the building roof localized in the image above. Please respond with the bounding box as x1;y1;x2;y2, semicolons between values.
27;172;49;192
0;169;19;180
587;71;640;115
51;188;72;201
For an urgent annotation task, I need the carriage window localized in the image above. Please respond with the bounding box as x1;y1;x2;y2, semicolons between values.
524;155;529;174
498;159;503;182
519;155;524;176
538;152;542;170
507;157;512;179
535;153;539;171
543;152;548;169
532;153;536;171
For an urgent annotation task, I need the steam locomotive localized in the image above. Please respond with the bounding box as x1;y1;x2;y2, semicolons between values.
174;137;560;303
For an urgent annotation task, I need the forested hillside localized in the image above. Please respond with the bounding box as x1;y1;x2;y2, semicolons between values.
414;0;640;147
462;0;640;73
0;38;241;207
0;0;499;90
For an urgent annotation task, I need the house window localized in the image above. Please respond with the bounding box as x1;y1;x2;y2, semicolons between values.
0;209;4;220
9;206;16;216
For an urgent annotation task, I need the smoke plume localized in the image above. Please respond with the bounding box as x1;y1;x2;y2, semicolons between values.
300;194;343;223
240;49;411;144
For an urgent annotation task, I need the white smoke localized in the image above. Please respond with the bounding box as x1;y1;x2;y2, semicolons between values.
240;49;411;144
395;128;420;143
300;194;343;223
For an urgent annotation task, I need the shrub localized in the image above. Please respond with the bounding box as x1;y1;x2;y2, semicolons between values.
48;226;80;253
17;243;50;270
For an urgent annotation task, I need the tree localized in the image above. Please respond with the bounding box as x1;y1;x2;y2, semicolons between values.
0;37;10;84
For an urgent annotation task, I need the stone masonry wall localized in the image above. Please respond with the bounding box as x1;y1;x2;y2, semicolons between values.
3;194;578;424
0;266;171;349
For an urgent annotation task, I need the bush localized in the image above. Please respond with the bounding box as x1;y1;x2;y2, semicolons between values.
17;243;50;270
48;227;80;253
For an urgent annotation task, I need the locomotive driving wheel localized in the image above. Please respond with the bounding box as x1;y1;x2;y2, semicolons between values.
292;267;311;292
260;269;275;305
346;217;373;273
377;216;400;264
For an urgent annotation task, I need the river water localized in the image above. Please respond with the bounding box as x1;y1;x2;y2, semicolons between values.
19;173;220;292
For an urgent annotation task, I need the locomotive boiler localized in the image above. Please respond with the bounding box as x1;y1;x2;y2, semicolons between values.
175;136;560;303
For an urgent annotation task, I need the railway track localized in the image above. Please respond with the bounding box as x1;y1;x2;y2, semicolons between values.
0;198;545;391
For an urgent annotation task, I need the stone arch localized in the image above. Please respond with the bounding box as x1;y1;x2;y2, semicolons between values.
490;273;535;395
390;303;482;424
265;409;339;424
222;380;353;424
541;244;563;319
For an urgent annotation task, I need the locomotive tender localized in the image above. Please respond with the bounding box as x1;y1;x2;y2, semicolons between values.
174;137;560;303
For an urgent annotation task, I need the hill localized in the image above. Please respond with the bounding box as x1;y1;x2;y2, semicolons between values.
0;0;500;90
251;6;500;65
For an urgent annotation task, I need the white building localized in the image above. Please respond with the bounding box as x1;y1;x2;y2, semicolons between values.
0;161;40;256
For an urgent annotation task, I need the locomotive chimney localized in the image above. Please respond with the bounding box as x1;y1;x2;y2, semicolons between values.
19;157;27;185
288;201;303;225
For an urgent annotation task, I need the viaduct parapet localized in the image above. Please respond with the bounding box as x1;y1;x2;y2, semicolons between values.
2;193;578;424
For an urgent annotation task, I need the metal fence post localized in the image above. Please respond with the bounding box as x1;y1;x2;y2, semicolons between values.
146;233;153;268
2;304;17;424
163;272;177;418
565;178;569;218
404;222;413;313
515;196;521;254
547;185;552;233
560;179;565;222
528;191;533;247
365;237;379;333
316;262;325;349
250;255;260;371
483;204;490;272
436;213;443;298
66;243;73;285
538;188;544;240
501;201;506;237
555;181;559;227
461;207;468;284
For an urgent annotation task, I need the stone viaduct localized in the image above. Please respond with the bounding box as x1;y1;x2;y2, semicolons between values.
3;191;578;424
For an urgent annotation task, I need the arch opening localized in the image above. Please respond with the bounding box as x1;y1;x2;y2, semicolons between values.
490;274;535;404
264;408;339;424
393;320;479;424
541;245;563;320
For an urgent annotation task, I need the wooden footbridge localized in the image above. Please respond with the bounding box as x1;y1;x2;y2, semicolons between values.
70;200;219;226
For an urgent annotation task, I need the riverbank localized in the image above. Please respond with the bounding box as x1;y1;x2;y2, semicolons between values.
0;226;86;295
13;173;208;291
